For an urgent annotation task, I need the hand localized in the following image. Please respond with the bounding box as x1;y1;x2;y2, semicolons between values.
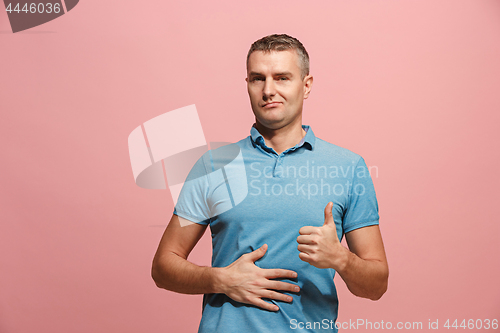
220;244;300;311
297;202;347;270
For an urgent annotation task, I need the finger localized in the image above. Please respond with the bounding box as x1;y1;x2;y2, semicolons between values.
258;289;294;303
246;244;268;262
262;268;297;280
265;280;301;293
296;235;316;245
252;298;280;312
323;202;335;226
299;226;316;235
297;244;315;255
298;252;312;263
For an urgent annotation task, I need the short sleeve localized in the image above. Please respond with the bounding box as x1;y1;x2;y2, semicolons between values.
342;157;379;233
173;154;212;225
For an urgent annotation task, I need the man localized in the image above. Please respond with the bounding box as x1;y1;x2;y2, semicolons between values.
152;34;388;332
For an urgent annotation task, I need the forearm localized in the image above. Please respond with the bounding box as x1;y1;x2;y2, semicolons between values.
335;247;388;300
152;251;224;294
153;244;299;312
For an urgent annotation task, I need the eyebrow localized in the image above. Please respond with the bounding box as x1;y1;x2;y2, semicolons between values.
248;72;263;77
248;71;293;77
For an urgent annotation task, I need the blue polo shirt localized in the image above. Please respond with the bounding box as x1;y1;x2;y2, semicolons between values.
174;125;379;333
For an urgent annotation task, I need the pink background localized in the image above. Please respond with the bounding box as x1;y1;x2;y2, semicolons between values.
1;0;499;332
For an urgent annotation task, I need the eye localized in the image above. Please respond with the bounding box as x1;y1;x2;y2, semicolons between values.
278;77;288;81
251;77;264;82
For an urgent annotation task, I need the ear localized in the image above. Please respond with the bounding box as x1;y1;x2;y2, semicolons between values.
303;75;313;99
245;77;248;83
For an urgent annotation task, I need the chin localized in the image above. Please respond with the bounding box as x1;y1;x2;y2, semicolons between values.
257;119;287;130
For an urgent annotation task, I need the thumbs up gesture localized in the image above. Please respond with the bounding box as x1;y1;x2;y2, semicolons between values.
297;202;347;270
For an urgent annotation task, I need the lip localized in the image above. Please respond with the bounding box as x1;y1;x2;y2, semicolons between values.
262;102;282;108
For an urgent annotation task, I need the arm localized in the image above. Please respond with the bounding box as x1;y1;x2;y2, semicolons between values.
152;214;300;311
338;224;388;300
151;214;216;294
297;202;389;300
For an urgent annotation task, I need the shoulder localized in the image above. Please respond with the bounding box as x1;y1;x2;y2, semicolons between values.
313;137;363;165
210;137;255;160
195;139;250;172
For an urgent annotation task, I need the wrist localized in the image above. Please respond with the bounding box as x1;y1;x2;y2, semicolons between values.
332;245;350;273
210;267;228;294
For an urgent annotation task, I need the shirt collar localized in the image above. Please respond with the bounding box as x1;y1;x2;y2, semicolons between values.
250;124;315;152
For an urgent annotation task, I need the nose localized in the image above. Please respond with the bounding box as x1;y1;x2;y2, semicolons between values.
262;78;276;101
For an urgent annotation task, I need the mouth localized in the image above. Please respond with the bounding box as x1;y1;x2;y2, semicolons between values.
262;102;282;108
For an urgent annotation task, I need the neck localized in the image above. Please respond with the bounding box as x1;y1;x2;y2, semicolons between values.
254;119;306;155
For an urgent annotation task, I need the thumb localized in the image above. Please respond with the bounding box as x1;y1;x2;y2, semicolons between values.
323;202;335;227
247;244;268;262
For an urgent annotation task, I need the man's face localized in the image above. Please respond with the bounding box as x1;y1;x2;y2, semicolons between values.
246;50;313;131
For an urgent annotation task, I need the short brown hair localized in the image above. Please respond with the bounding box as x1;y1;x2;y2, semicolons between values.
247;34;310;79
